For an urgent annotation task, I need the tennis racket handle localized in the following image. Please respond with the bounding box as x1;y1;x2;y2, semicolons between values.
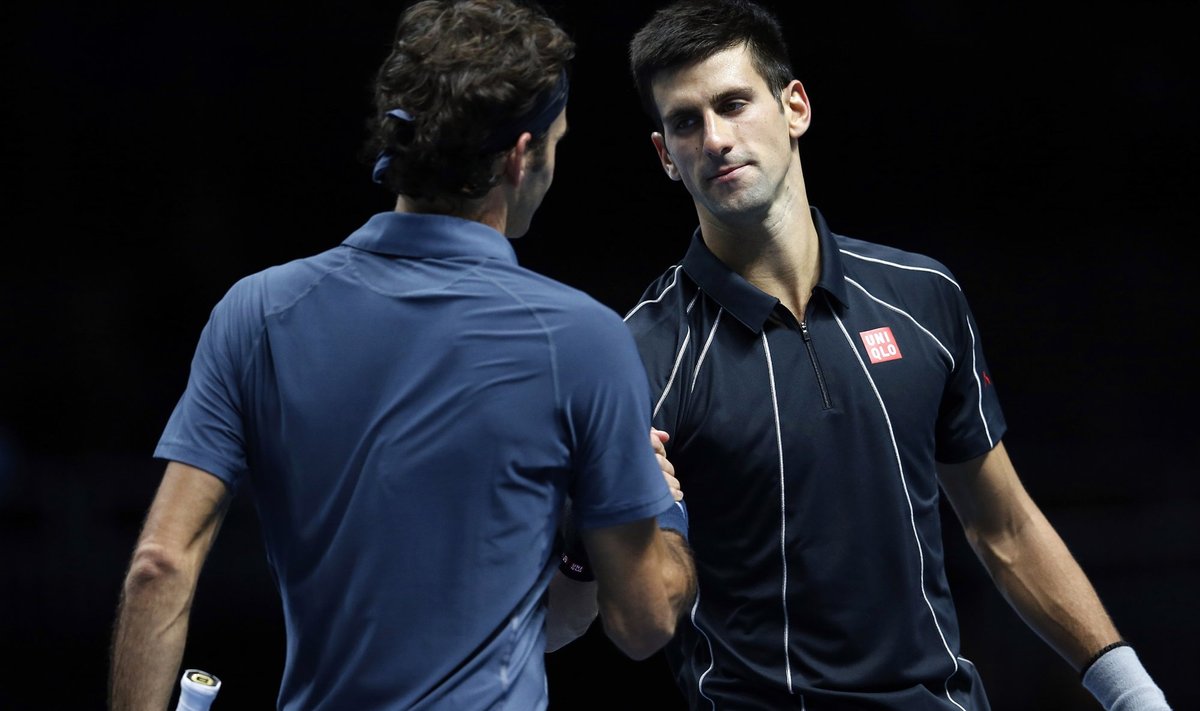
175;669;221;711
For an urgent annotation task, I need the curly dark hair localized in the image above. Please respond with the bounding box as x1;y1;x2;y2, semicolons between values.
366;0;574;204
629;0;793;131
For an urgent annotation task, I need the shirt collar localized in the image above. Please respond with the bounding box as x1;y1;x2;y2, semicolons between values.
680;206;850;333
342;212;518;264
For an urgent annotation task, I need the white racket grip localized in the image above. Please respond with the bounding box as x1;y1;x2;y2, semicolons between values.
175;669;221;711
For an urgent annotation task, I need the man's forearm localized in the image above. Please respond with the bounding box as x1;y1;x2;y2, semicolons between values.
970;506;1119;669
588;518;697;660
109;550;196;710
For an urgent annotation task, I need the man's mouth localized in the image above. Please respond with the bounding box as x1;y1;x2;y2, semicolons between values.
708;164;746;182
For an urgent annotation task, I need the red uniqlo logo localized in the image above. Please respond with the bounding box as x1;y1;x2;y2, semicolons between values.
860;326;903;364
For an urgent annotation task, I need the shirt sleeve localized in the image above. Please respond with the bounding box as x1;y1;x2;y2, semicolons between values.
934;275;1008;463
154;276;265;488
557;304;674;531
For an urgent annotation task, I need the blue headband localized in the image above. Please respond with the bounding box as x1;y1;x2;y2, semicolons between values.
371;109;415;184
479;68;569;152
372;69;569;185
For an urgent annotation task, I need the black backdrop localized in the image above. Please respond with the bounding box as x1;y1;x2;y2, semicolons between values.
2;1;1196;709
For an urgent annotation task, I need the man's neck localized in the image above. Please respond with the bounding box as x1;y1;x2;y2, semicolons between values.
698;192;820;322
394;192;508;235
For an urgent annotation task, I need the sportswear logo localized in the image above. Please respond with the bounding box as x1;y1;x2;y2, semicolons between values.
860;326;903;364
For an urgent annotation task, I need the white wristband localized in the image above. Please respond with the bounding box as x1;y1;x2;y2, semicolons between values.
1081;645;1171;711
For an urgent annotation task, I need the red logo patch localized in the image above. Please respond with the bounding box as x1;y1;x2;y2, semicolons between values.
860;326;903;364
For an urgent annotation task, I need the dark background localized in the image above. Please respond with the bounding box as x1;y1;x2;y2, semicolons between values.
2;1;1196;709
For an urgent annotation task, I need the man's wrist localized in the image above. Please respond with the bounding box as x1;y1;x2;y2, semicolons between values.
1081;640;1131;678
1081;643;1171;711
558;518;594;582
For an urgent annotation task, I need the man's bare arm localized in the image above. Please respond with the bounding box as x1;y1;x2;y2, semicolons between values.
109;462;230;711
939;442;1171;709
583;518;695;660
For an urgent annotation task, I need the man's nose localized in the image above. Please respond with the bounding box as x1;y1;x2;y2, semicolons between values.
702;112;733;158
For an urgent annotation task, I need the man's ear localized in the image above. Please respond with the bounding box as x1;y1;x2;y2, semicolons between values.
503;131;534;187
783;80;811;139
650;132;681;182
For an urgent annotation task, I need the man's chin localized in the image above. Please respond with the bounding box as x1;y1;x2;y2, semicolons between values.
705;194;770;222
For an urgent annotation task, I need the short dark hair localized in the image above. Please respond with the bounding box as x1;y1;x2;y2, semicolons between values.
629;0;793;130
366;0;574;203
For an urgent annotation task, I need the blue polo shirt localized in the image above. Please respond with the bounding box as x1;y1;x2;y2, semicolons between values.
624;208;1006;710
156;212;673;711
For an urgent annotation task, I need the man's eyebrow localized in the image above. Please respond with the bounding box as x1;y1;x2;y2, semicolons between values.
662;85;759;126
710;85;756;106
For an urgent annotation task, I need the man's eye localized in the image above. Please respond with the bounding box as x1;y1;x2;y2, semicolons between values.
722;101;747;114
673;117;698;132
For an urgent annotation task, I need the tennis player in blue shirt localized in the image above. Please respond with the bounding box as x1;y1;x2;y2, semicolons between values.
108;2;695;709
